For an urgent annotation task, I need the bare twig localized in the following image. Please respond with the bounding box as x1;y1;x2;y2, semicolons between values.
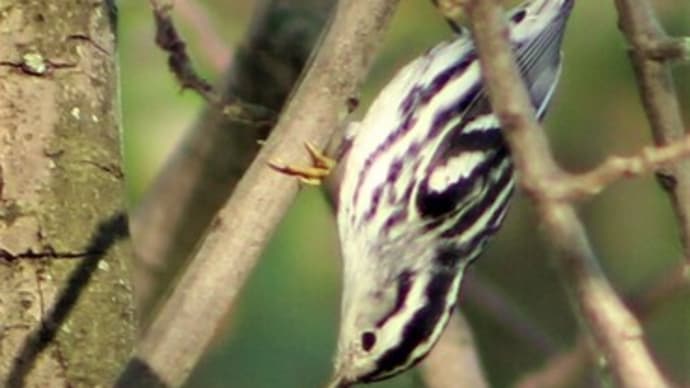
420;313;490;388
550;133;690;201
149;0;215;101
514;339;591;388
117;1;400;386
515;261;690;388
628;261;690;317
462;1;669;387
174;0;232;72
463;272;558;355
148;0;278;115
614;0;690;264
131;0;332;316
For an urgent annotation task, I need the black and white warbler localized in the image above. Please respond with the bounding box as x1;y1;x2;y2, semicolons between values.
328;0;574;385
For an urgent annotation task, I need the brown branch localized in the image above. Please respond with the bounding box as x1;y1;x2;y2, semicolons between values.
628;261;690;317
463;272;558;355
614;0;690;264
515;261;690;388
642;37;690;62
513;339;591;388
550;133;690;201
462;1;669;387
149;0;216;101
420;313;490;388
130;0;332;317
174;0;232;72
117;1;400;387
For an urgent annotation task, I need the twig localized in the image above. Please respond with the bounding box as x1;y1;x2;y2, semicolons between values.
420;313;490;388
628;261;690;317
149;0;216;101
614;0;690;264
515;261;690;388
117;1;400;387
549;133;690;201
130;0;332;316
148;0;276;115
174;0;232;72
462;1;669;387
463;271;558;355
513;339;591;388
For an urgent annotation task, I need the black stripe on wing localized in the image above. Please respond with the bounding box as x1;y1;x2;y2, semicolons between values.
414;6;569;222
416;140;508;220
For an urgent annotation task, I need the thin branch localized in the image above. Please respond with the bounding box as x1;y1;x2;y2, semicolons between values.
642;37;690;62
149;0;215;101
550;133;690;201
130;0;332;317
628;261;690;317
420;313;490;388
462;1;669;387
614;0;690;264
513;339;591;388
463;271;558;355
515;261;690;388
148;0;276;115
174;0;232;72
117;1;400;387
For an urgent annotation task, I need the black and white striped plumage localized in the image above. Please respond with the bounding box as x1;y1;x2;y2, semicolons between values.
330;0;574;385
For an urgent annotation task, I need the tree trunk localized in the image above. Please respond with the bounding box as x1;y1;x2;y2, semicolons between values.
0;1;135;387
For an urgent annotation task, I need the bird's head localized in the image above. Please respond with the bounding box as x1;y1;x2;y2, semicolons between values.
329;242;465;386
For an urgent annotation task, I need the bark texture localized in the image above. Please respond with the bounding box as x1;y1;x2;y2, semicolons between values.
0;1;135;387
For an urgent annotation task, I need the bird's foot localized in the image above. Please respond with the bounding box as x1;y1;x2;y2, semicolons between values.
268;142;335;185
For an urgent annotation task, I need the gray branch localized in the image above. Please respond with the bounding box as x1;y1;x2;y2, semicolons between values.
130;0;333;317
613;0;690;263
116;1;400;386
461;1;669;387
420;313;490;388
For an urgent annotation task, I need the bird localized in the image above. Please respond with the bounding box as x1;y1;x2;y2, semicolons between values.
272;0;574;385
331;0;574;385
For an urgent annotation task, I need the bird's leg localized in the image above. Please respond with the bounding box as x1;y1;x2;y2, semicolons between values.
431;0;464;34
268;142;336;185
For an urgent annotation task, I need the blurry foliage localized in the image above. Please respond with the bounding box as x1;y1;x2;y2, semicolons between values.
119;0;690;387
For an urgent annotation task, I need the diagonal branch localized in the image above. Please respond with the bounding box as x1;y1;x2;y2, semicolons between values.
614;0;690;264
515;260;690;388
130;0;333;317
462;272;558;356
461;1;669;387
513;338;591;388
116;1;401;386
420;313;490;388
549;133;690;201
173;0;232;72
149;0;216;101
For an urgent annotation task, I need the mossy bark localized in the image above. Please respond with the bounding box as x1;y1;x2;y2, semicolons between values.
0;1;136;387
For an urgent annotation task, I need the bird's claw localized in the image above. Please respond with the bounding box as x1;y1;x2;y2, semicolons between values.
268;142;336;186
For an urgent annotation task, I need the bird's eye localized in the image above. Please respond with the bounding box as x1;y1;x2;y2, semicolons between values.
361;331;377;351
511;10;526;23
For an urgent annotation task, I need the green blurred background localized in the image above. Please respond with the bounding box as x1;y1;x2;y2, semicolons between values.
118;1;690;387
